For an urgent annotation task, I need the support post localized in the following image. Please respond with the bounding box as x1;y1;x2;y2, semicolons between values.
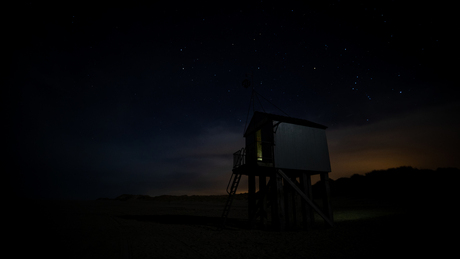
248;173;256;228
259;175;267;228
291;176;298;229
272;171;285;231
300;173;314;229
284;177;292;229
320;172;333;224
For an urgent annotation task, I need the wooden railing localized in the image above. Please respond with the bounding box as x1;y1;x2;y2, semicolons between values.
233;142;274;169
233;148;246;169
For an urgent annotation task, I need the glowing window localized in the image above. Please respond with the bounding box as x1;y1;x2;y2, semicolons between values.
256;129;262;161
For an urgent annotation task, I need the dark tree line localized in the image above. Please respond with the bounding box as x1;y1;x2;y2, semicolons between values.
313;166;458;204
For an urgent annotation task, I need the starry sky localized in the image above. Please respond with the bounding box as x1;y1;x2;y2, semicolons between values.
7;1;459;200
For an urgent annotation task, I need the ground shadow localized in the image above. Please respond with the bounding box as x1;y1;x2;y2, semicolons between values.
118;214;249;229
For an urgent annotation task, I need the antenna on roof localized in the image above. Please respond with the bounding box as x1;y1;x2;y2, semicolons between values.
241;72;290;134
242;72;255;135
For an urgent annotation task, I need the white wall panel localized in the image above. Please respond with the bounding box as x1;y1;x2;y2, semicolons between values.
274;122;331;172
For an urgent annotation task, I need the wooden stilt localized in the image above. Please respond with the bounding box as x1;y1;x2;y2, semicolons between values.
259;175;267;228
284;178;292;229
300;173;314;229
320;172;333;225
248;173;256;228
291;176;298;229
273;171;285;231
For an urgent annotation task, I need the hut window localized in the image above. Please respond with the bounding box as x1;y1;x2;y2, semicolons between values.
256;129;262;161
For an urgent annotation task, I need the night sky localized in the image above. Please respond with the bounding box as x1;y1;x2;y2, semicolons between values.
7;1;459;200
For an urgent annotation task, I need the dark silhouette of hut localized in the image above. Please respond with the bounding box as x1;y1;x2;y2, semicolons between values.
222;111;333;230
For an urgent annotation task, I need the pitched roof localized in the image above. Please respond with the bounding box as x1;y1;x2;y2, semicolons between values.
244;111;328;137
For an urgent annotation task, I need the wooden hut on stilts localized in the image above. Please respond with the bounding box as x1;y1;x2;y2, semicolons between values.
222;111;333;231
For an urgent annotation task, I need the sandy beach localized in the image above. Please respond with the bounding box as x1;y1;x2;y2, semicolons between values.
8;195;444;258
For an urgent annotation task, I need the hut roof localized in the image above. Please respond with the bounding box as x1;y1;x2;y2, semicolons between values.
244;111;328;137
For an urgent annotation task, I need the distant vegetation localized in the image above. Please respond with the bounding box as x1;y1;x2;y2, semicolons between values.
105;167;458;206
103;193;241;202
313;166;458;205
